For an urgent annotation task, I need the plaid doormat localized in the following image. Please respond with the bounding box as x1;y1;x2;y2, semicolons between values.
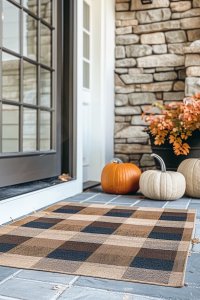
0;202;196;287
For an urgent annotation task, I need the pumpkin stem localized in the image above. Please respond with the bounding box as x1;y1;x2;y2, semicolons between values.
151;153;166;172
111;158;123;164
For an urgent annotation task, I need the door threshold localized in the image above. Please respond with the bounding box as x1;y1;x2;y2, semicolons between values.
0;178;82;225
83;181;100;191
0;177;66;202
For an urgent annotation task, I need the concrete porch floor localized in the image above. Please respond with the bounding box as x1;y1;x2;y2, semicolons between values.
0;189;199;300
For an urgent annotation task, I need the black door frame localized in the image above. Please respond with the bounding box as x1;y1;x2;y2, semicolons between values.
0;0;76;187
61;0;76;178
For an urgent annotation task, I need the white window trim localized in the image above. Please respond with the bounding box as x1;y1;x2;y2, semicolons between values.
101;0;115;164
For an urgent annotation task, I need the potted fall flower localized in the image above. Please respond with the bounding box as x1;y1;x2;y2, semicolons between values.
143;93;200;170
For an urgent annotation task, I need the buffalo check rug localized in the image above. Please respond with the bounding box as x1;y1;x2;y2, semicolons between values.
0;202;196;287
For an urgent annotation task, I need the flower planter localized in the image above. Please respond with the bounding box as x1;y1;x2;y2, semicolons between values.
149;130;200;171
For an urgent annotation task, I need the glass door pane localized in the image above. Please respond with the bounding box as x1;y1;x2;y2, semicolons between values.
23;0;38;15
83;32;90;60
40;111;51;151
40;68;51;107
40;23;52;67
83;2;90;31
23;61;37;105
2;105;19;153
23;108;37;151
83;61;90;89
83;1;91;90
2;52;20;102
40;0;52;24
2;0;20;53
23;11;37;60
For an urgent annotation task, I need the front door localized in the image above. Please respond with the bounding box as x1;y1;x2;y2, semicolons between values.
0;0;62;187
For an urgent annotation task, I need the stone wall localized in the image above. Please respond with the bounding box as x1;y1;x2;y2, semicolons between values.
115;0;200;169
184;41;200;95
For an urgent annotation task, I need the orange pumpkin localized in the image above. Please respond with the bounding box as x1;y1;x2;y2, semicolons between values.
101;159;141;194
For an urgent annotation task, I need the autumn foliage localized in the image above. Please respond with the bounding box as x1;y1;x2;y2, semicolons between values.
143;93;200;156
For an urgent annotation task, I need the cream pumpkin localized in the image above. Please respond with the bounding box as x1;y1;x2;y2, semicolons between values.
139;154;186;200
178;158;200;198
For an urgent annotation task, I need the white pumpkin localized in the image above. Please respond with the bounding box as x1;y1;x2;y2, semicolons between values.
178;158;200;198
139;154;186;200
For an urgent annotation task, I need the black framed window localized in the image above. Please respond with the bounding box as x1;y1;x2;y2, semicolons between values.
0;0;55;155
0;0;75;188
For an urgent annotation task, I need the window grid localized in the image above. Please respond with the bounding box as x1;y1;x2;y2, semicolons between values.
0;0;55;155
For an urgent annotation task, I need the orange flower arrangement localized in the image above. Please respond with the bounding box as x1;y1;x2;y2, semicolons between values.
143;93;200;155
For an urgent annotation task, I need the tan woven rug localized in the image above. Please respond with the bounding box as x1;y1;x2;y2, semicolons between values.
0;202;196;287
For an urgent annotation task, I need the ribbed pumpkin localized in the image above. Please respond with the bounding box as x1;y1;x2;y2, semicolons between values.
101;159;141;194
139;154;186;200
178;158;200;198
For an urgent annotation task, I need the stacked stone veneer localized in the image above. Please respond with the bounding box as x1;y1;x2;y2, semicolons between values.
115;0;200;168
185;41;200;95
